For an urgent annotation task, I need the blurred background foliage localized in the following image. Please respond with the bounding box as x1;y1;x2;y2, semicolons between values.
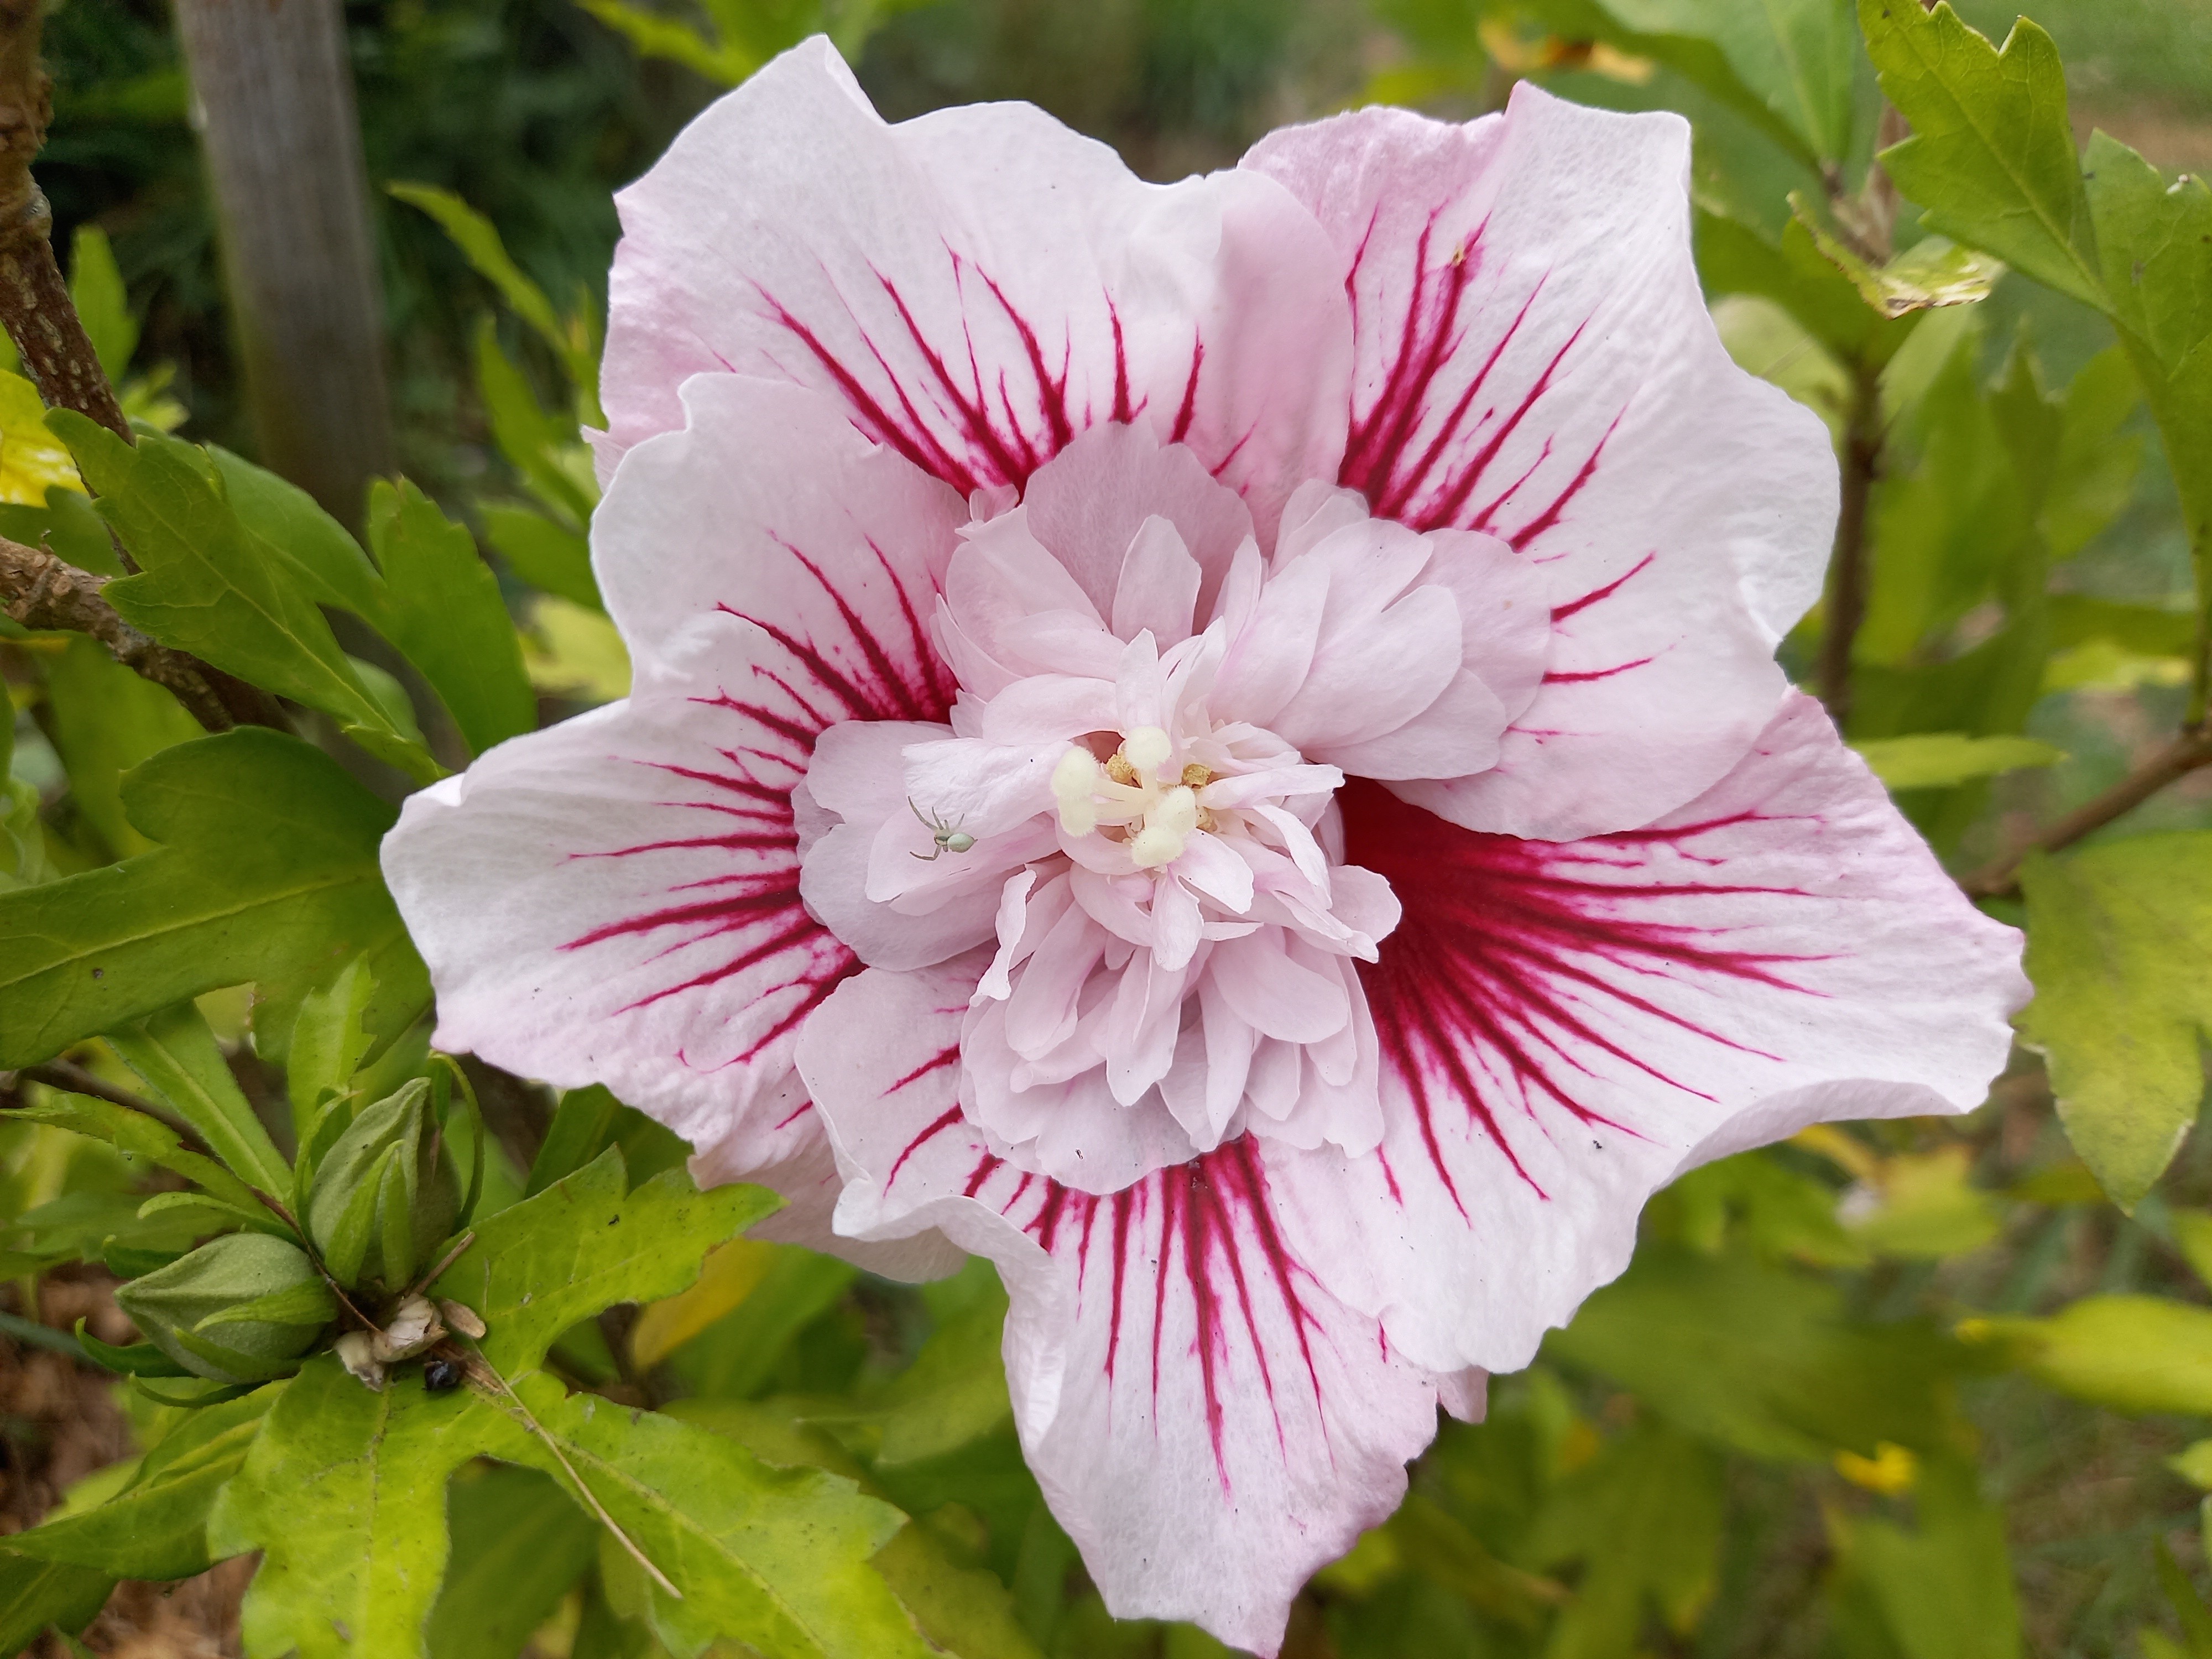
3;0;2212;1656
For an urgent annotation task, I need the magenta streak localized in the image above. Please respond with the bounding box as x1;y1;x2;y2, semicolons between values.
1341;779;1824;1206
1342;218;1468;497
777;542;957;722
979;269;1074;453
988;1142;1326;1489
1108;305;1134;424
692;684;820;752
1470;440;1553;533
964;1155;1004;1198
1507;414;1621;551
1170;342;1204;445
1373;291;1538;526
774;1099;815;1131
716;607;915;728
887;1102;964;1190
1411;320;1588;533
1543;656;1657;685
759;291;980;494
1552;553;1657;623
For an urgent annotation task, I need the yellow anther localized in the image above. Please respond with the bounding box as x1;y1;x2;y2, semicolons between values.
1181;763;1214;787
1105;754;1139;786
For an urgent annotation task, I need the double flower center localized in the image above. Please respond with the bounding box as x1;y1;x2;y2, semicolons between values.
1048;727;1219;870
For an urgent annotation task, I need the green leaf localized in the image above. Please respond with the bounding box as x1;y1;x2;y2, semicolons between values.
362;479;535;754
477;1370;940;1659
1591;0;1856;165
41;632;204;858
525;1084;623;1198
430;1150;780;1374
4;1090;286;1233
1546;1246;1964;1462
67;226;135;383
473;321;596;526
2017;833;2212;1209
208;1357;486;1659
207;445;385;617
0;1553;112;1652
1850;731;2064;789
388;183;600;412
870;1523;1047;1659
1860;2;2103;310
107;1000;292;1195
1827;1454;2021;1659
54;415;432;780
482;502;602;612
573;0;760;88
2085;132;2212;376
1531;1422;1723;1656
0;728;422;1070
286;955;379;1135
7;1386;279;1580
426;1465;598;1659
1963;1293;2212;1415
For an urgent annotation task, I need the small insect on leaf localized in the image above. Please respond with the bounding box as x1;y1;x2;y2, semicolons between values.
422;1356;465;1392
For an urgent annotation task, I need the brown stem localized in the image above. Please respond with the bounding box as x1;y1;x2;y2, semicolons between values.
1960;724;2212;899
0;0;129;445
1818;361;1884;725
0;532;283;731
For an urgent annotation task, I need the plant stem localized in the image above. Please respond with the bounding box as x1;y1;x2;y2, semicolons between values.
0;533;281;731
0;0;129;445
1960;723;2212;898
1818;359;1884;726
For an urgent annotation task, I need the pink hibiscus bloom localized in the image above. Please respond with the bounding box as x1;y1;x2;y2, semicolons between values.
383;40;2026;1654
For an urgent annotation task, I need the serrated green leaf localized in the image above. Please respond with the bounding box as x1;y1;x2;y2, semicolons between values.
1792;207;2004;320
362;479;535;754
430;1150;780;1374
1861;1;2103;310
8;1385;279;1580
207;444;385;618
1850;732;2064;789
477;1370;938;1659
50;415;420;765
0;728;422;1069
1593;0;1855;165
426;1465;598;1659
0;1553;112;1652
208;1357;484;1659
2018;834;2212;1210
108;1000;291;1195
483;503;602;612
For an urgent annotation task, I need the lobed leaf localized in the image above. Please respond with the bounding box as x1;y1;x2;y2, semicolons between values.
1860;1;2102;309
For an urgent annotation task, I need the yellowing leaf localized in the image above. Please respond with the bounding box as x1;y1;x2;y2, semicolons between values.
0;371;83;505
629;1237;779;1373
524;595;630;704
1961;1295;2212;1415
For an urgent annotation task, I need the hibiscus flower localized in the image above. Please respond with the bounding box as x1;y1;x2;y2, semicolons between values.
383;40;2026;1655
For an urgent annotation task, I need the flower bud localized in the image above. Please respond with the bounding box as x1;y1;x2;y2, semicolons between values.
305;1078;462;1291
115;1233;333;1385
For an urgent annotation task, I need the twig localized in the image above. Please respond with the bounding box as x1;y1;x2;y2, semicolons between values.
0;0;129;445
15;1057;171;1117
1960;724;2212;899
0;532;282;731
465;1345;685;1600
1818;359;1884;725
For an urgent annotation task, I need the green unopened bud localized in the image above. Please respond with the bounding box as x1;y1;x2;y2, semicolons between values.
305;1078;461;1291
115;1233;334;1385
